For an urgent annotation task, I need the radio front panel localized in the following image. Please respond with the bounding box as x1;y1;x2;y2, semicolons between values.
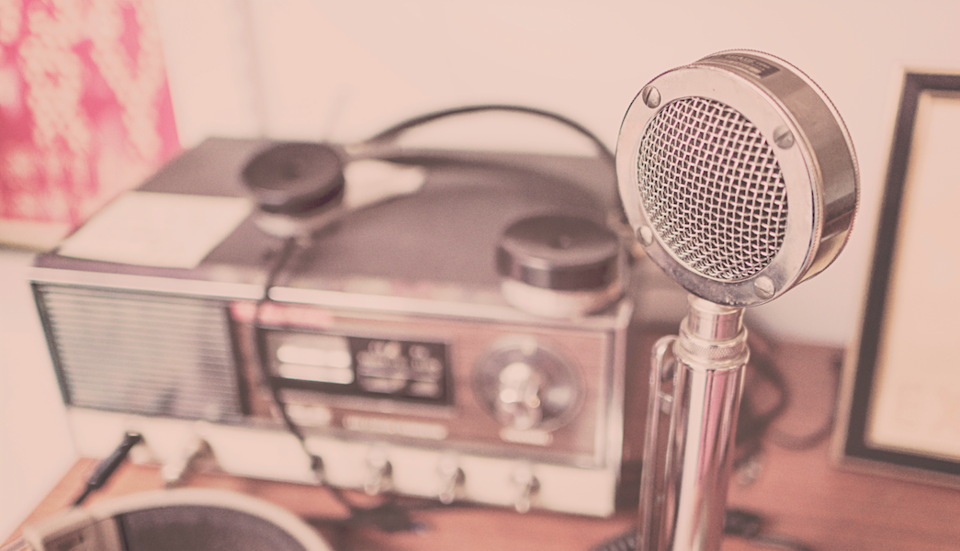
32;278;632;516
246;299;628;469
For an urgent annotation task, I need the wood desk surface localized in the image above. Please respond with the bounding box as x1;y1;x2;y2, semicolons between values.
6;343;960;551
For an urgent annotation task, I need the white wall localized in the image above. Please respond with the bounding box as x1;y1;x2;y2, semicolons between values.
4;0;960;536
0;249;75;539
152;0;960;346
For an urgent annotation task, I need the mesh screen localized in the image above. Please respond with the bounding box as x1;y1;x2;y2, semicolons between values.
37;285;243;421
637;97;788;280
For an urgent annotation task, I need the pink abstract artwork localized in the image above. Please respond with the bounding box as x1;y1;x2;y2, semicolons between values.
0;0;179;248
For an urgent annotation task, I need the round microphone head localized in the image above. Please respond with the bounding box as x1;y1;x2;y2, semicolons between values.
617;50;859;307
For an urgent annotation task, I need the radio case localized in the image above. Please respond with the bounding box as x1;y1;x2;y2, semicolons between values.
30;137;652;517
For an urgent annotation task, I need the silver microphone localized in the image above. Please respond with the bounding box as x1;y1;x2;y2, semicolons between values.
616;50;859;551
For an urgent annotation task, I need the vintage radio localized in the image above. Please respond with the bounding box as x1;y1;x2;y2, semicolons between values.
30;116;659;517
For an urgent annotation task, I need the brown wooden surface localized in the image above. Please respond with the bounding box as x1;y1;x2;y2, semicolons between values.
6;342;960;551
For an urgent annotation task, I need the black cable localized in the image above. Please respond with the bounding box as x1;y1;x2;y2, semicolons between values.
734;339;844;473
252;235;331;484
734;331;791;469
251;236;443;542
766;351;843;451
358;104;615;164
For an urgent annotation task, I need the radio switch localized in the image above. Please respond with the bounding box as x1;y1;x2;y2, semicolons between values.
510;464;540;514
436;454;465;505
161;435;215;487
363;447;393;496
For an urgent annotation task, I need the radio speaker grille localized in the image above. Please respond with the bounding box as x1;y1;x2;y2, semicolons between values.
35;284;244;422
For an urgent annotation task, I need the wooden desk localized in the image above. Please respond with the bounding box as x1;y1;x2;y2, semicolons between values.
6;343;960;551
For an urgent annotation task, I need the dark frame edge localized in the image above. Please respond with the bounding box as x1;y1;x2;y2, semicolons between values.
833;71;960;484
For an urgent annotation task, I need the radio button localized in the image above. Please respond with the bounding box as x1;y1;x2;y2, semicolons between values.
278;363;354;385
497;361;543;430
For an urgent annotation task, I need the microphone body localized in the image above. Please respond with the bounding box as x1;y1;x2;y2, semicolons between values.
617;51;859;551
640;298;747;551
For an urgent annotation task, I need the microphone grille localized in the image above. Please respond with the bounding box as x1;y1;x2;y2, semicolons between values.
618;51;859;306
637;97;788;281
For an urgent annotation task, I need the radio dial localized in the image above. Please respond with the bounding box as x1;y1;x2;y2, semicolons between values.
473;338;582;432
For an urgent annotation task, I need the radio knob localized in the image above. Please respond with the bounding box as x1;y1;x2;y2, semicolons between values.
473;337;582;431
496;361;543;430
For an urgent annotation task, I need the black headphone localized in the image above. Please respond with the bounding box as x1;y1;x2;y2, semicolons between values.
239;104;621;239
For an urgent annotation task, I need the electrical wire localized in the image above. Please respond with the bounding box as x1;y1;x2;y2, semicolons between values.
734;332;791;469
350;103;624;222
733;332;843;469
357;104;615;164
250;236;457;547
251;235;336;489
765;351;842;451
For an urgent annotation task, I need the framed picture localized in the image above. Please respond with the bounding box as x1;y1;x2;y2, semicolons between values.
833;72;960;485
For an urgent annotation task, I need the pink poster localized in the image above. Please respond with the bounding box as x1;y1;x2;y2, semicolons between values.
0;0;180;249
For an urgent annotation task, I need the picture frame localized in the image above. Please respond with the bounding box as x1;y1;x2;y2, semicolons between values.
833;72;960;485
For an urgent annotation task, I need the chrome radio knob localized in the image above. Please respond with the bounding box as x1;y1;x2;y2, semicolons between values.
511;463;540;513
496;361;544;430
363;446;392;495
436;453;465;505
473;337;582;432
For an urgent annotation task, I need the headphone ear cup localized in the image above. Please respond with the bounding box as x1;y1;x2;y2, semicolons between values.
241;142;346;216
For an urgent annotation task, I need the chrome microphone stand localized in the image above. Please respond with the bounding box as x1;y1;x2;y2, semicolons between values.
614;50;859;551
638;296;749;551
